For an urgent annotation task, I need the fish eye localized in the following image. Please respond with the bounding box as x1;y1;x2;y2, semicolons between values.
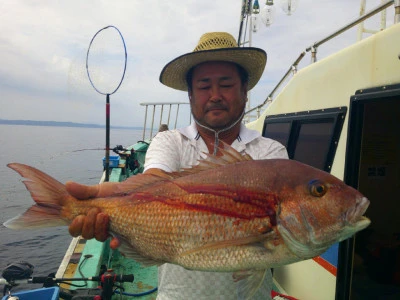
308;179;328;197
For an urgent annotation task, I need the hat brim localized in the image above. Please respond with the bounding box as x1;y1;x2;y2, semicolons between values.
159;47;267;91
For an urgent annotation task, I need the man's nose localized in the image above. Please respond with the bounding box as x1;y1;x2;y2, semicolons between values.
209;86;222;102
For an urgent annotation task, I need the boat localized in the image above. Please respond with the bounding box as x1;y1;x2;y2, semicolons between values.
2;1;399;299
244;1;400;299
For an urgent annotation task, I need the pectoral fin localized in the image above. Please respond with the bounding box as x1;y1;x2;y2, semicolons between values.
110;232;164;267
235;269;270;300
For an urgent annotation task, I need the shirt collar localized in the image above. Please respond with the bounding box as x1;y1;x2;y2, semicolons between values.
177;122;199;140
178;122;261;144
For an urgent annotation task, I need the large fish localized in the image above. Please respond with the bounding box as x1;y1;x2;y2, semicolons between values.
4;146;370;298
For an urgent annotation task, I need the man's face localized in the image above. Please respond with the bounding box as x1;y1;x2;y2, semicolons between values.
189;61;247;130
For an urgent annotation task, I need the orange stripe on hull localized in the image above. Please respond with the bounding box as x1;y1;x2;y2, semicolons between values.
313;256;337;276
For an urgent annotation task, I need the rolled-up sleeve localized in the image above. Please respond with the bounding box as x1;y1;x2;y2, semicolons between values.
247;137;289;160
144;131;181;173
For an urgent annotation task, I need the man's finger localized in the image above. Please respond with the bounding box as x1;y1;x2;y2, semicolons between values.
69;215;85;237
110;236;121;249
94;213;110;242
81;208;101;239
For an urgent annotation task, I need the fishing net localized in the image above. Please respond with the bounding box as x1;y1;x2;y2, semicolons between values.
86;25;127;181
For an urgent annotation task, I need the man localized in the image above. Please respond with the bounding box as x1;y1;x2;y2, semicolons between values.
68;32;288;299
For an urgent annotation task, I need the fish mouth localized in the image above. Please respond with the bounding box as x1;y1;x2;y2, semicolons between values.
345;196;370;227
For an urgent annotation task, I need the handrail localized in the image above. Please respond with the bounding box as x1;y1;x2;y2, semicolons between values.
245;0;396;119
245;51;306;117
306;0;394;53
140;102;190;140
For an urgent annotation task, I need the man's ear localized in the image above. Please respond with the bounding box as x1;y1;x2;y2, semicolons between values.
242;82;248;102
188;90;193;102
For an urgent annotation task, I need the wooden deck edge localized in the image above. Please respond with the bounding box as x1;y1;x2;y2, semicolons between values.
55;236;82;278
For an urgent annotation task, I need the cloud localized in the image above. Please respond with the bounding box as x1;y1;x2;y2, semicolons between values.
0;0;395;126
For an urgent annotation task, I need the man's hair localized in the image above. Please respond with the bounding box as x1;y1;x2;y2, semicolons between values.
186;63;249;92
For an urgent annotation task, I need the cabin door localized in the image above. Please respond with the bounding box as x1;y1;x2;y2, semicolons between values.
336;84;400;300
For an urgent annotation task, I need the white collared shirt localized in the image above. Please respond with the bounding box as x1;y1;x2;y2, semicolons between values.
143;122;288;300
144;122;288;172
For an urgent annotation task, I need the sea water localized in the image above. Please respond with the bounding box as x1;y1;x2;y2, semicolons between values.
0;124;142;291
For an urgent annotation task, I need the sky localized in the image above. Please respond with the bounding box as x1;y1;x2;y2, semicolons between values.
0;0;395;128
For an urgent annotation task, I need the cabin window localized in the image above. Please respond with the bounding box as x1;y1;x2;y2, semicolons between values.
262;122;291;148
262;107;347;172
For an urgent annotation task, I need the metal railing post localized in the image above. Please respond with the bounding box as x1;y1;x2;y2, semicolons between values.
395;0;400;23
142;105;148;140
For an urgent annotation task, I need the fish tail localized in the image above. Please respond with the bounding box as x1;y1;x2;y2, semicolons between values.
4;163;70;229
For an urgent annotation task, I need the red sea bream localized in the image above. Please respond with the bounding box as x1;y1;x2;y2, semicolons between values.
4;146;370;298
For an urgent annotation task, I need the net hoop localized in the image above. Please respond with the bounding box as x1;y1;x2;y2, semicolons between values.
86;25;127;95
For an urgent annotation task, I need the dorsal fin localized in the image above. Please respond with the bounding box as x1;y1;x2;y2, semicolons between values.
171;142;253;178
103;143;252;192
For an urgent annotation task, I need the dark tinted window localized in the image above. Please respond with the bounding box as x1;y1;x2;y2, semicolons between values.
262;107;347;172
262;122;291;148
293;121;334;170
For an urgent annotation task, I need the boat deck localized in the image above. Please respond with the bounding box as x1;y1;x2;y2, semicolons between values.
57;142;158;299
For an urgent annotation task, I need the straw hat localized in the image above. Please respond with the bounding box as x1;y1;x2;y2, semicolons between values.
159;32;267;91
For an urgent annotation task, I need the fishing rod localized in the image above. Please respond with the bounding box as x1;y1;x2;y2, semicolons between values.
44;143;149;176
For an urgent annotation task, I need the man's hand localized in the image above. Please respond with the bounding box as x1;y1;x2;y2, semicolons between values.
66;181;119;247
66;170;170;248
68;207;110;241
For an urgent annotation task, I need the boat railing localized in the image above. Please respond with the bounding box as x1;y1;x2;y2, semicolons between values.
140;101;191;140
245;0;399;119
